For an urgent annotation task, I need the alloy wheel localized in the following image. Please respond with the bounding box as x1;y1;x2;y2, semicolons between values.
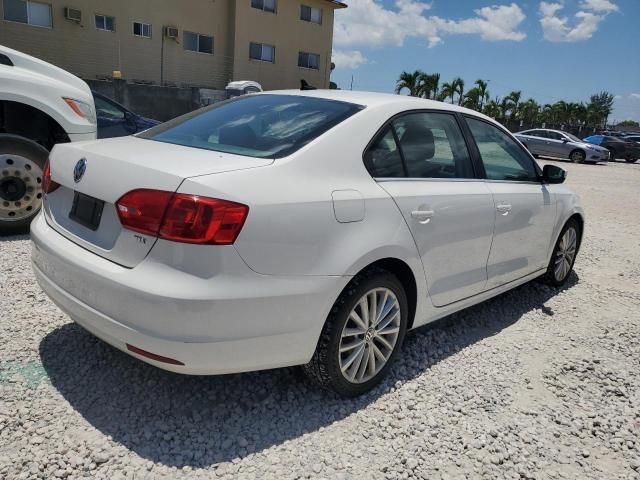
0;154;44;222
338;288;401;384
554;227;577;282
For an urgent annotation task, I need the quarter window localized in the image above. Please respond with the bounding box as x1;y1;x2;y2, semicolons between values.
364;112;475;179
298;52;320;70
3;0;51;27
133;21;152;38
95;14;114;31
184;32;214;54
251;0;276;13
466;117;538;182
301;5;322;24
250;42;275;62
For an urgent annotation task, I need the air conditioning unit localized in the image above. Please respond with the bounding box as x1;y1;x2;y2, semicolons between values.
164;26;179;39
64;7;82;23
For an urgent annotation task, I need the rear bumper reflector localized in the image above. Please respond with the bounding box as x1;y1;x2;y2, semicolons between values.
126;344;185;365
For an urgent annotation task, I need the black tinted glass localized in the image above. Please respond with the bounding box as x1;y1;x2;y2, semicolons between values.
140;95;363;159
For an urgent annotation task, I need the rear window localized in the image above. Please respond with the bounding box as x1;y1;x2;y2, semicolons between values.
139;94;363;159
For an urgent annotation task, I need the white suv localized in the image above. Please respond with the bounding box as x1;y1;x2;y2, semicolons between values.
0;45;96;234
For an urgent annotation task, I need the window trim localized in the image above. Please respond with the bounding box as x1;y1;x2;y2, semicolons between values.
95;13;115;32
251;0;277;14
300;4;322;24
132;20;152;38
298;51;320;70
362;109;482;181
461;114;543;183
183;31;214;55
249;42;275;63
3;0;52;28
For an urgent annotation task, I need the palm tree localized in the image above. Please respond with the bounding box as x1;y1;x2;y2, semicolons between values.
504;90;522;120
519;98;540;125
483;99;501;119
452;77;465;105
474;79;490;110
395;70;425;97
419;73;440;100
463;87;482;111
439;82;455;103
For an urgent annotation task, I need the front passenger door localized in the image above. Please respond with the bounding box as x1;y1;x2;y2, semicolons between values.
465;117;556;288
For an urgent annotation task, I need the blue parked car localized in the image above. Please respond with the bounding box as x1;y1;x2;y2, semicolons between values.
93;92;160;139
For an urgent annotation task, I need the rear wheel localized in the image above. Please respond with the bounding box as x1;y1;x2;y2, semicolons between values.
545;219;581;287
304;269;408;397
0;135;47;235
569;149;585;163
608;149;617;162
625;157;637;163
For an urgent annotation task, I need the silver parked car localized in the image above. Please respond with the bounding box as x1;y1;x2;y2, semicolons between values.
515;129;610;163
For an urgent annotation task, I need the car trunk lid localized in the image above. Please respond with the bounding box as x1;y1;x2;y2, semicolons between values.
44;136;272;267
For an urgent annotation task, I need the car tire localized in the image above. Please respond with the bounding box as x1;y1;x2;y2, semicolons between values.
608;149;617;162
569;149;585;163
304;268;408;397
0;134;48;236
544;218;581;287
624;157;637;163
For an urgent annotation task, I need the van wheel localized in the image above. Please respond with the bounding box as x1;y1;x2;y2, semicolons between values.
304;268;408;397
0;134;48;235
545;219;581;287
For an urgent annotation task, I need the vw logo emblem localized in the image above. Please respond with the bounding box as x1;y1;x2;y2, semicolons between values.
73;158;87;183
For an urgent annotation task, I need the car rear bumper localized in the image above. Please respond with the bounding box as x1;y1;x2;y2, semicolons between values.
31;213;348;374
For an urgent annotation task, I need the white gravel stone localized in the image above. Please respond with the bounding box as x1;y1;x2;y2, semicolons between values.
1;160;639;479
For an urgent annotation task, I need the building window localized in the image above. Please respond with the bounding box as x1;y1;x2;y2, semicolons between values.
249;42;275;63
184;31;214;54
298;51;320;70
300;5;322;24
133;21;151;38
95;14;114;31
3;0;52;27
251;0;276;13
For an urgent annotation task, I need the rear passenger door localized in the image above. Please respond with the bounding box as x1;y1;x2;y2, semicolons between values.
365;111;495;307
465;117;556;288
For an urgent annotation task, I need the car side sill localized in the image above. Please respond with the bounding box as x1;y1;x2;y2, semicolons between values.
411;268;547;330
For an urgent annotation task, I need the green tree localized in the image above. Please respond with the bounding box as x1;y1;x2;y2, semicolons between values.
617;120;640;127
395;70;425;96
439;82;455;103
452;77;465;106
418;73;441;100
483;99;502;119
504;90;522;120
519;98;540;124
587;91;615;127
474;79;490;111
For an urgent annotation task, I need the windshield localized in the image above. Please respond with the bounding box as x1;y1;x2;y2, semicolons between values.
564;133;582;142
139;94;363;159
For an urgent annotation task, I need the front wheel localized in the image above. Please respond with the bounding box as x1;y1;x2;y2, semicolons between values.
608;149;617;162
0;135;48;235
304;269;408;397
569;149;585;163
545;219;581;287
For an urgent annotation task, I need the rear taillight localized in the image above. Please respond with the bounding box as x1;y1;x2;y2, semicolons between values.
116;189;249;245
42;160;60;194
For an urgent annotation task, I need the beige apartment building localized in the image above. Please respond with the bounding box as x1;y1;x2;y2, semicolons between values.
0;0;346;90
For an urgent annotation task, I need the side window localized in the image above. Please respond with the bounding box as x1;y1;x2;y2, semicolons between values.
546;131;563;140
393;112;474;179
466;117;538;182
364;127;404;178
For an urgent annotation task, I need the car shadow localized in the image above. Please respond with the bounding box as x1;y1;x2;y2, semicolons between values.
0;233;29;241
39;272;578;468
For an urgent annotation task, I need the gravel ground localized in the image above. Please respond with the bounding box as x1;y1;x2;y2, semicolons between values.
1;159;639;480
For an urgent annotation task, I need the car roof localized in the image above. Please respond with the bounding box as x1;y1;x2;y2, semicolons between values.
261;89;496;121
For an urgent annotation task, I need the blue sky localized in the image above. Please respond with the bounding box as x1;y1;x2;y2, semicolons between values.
329;0;640;122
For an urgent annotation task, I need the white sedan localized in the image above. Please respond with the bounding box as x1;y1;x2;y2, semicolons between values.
31;91;584;396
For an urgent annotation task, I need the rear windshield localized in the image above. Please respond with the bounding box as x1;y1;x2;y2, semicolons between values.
139;94;363;159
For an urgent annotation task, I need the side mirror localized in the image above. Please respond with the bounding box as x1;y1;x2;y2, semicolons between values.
542;164;566;184
562;138;569;143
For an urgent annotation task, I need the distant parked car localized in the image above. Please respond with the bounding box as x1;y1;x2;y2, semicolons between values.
583;135;640;163
623;134;640;144
93;92;160;139
515;129;610;163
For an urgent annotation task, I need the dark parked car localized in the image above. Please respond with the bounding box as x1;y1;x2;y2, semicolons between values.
583;135;640;163
93;92;160;139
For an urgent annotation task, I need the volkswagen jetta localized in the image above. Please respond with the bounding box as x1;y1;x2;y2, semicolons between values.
31;91;584;396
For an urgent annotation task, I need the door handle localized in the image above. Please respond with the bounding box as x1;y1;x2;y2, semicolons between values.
411;209;434;224
496;204;512;215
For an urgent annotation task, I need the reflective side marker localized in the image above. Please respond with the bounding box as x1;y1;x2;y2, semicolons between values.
126;344;184;365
